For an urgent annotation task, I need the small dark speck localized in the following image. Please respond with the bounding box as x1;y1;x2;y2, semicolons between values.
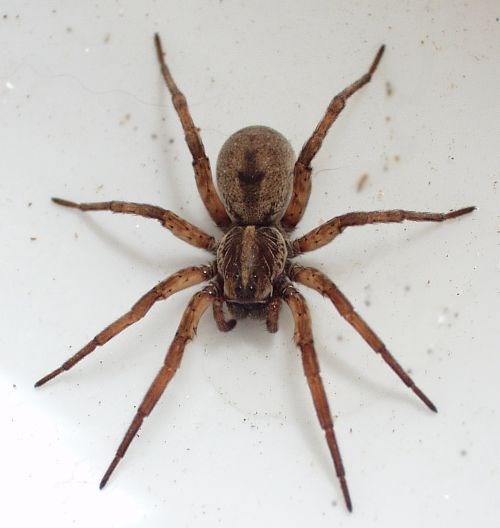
103;33;111;44
3;14;7;19
13;384;17;389
407;368;413;375
364;299;371;307
404;284;411;292
427;348;433;355
151;133;158;140
30;236;37;241
28;202;32;207
331;500;338;507
66;26;72;33
168;138;175;144
336;335;343;342
460;449;467;456
385;81;394;97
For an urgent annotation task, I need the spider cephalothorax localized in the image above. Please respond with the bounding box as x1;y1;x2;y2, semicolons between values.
36;34;474;512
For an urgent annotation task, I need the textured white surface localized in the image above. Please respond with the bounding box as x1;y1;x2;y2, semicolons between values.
1;1;498;527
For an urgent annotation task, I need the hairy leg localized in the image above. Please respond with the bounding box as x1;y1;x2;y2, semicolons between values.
281;282;352;512
266;296;281;333
52;197;218;252
100;283;217;488
288;264;437;412
35;265;214;387
154;34;231;229
292;206;475;254
281;45;385;230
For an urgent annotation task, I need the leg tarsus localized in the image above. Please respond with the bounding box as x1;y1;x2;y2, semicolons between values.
292;206;476;255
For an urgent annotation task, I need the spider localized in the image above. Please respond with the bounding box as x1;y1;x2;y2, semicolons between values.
35;34;475;512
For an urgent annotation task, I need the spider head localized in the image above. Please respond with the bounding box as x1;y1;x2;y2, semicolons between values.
217;226;287;304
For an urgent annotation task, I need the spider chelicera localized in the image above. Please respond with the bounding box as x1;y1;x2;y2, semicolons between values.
36;34;474;511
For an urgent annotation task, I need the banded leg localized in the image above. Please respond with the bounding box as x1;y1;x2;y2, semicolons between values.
52;198;218;252
154;34;231;229
281;45;385;230
288;264;437;412
292;206;475;254
281;282;352;512
100;284;216;488
35;265;214;387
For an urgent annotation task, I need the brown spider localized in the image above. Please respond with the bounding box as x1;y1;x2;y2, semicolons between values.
35;34;475;512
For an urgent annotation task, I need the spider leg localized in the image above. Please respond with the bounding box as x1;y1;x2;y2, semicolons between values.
288;264;437;412
213;297;236;332
281;281;352;512
266;296;282;333
281;45;385;230
291;206;475;254
99;283;217;489
52;198;218;252
35;265;214;387
154;34;231;229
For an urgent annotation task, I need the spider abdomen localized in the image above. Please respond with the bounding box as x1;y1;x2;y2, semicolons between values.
216;126;294;226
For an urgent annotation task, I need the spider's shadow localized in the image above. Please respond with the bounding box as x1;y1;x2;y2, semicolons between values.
74;212;210;273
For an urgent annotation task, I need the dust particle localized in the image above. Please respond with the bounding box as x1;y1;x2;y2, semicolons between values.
356;173;369;193
385;81;394;96
119;113;131;126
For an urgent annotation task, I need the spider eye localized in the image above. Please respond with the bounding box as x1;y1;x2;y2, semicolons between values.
251;272;258;280
249;284;256;293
